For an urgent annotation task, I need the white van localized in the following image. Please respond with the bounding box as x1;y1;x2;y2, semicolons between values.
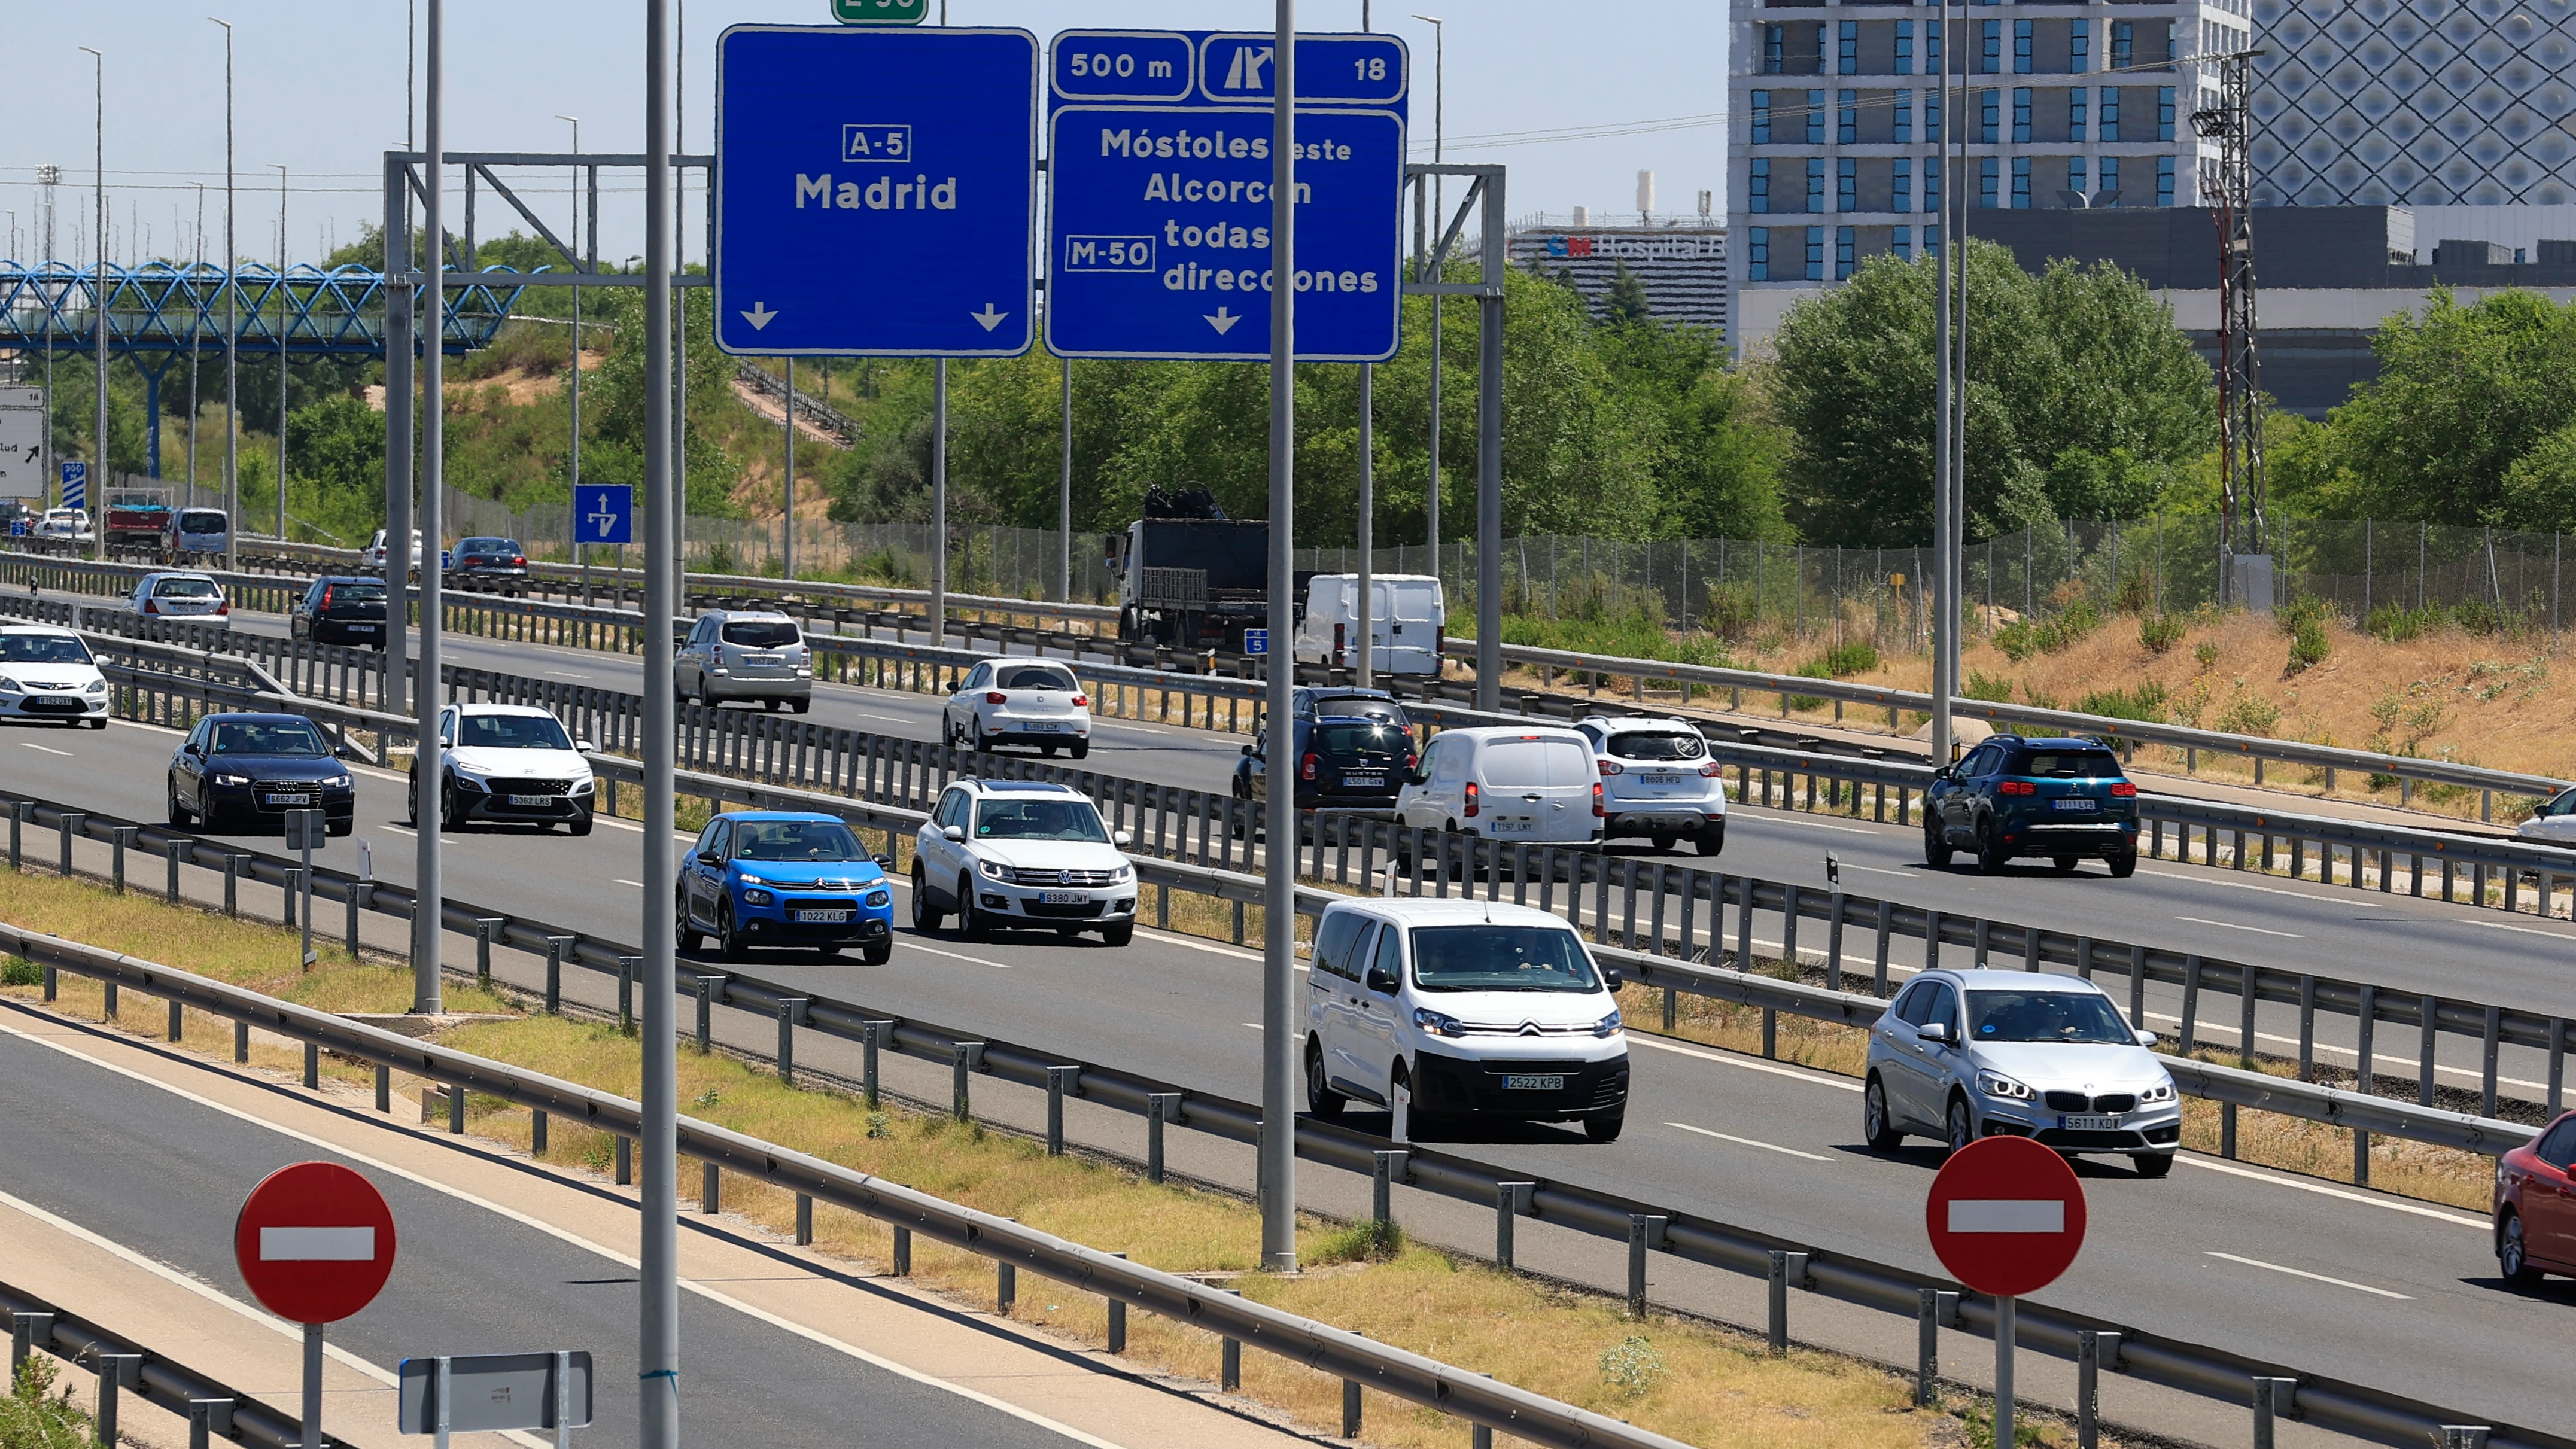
1396;726;1601;845
163;507;230;556
1292;573;1444;676
1304;897;1630;1141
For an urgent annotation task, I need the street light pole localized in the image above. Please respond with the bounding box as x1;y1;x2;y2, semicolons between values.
80;46;104;564
1931;0;1954;765
209;16;238;573
413;0;447;1014
1411;13;1442;570
272;162;287;542
558;115;582;593
189;183;203;507
1260;0;1300;1277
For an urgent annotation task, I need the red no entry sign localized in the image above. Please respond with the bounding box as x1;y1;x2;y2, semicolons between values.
1925;1136;2088;1297
233;1162;399;1324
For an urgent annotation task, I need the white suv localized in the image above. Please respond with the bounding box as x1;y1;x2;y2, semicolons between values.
0;625;111;729
942;657;1091;758
1575;715;1728;854
1304;897;1631;1142
911;780;1136;945
676;610;814;711
408;702;597;834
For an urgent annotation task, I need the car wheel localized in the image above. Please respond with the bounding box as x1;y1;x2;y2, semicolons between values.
1584;1111;1626;1144
441;777;466;833
1863;1076;1904;1151
910;866;945;933
166;781;191;828
404;770;419;827
568;813;592;837
327;816;352;838
2109;848;2139;879
1039;743;1059;757
954;875;984;939
2131;1152;2174;1180
1100;921;1133;947
969;717;990;755
1070;740;1090;760
81;716;105;731
1649;831;1677;852
2052;854;2080;874
764;698;781;713
1945;1097;1976;1156
1305;1037;1346;1120
1695;821;1725;856
792;698;810;715
862;940;893;966
717;901;750;961
2501;1210;2542;1286
1922;817;1952;867
1975;818;2009;876
676;893;702;952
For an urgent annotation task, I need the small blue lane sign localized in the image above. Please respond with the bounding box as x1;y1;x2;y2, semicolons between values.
715;25;1039;358
59;460;86;512
1047;30;1407;363
1244;627;1270;656
574;485;635;546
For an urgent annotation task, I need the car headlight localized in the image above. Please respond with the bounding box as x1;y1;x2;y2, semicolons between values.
2138;1079;2177;1104
1975;1070;2034;1101
571;777;594;795
738;873;766;888
979;860;1018;882
1593;1009;1624;1038
741;888;776;906
0;677;20;693
84;680;107;695
866;890;890;908
215;772;252;787
1111;863;1134;883
1412;1007;1466;1039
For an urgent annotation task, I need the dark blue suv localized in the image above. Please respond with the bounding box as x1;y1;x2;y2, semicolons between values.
677;811;896;962
1923;735;2140;877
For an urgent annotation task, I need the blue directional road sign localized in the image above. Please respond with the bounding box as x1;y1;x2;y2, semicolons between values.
59;461;86;511
1047;31;1407;362
1243;627;1270;656
574;485;635;546
715;25;1038;357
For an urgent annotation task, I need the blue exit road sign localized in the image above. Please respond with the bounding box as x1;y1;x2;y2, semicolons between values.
714;26;1039;358
1046;31;1407;363
574;485;634;546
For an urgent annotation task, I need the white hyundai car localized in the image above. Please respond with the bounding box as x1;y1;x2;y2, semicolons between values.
408;701;597;834
911;779;1135;945
0;625;111;729
941;657;1091;758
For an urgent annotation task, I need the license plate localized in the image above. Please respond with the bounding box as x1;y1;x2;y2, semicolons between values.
2051;798;2099;812
2060;1114;2122;1131
1503;1074;1566;1091
1491;818;1537;834
793;909;851;923
1023;721;1063;732
348;624;379;633
1343;775;1385;788
1640;774;1683;786
507;794;555;805
1039;890;1086;905
266;793;314;806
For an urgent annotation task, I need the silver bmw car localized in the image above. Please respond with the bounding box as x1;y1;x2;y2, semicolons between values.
1862;969;2183;1177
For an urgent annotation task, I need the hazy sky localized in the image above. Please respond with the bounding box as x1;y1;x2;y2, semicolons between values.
2;1;1725;269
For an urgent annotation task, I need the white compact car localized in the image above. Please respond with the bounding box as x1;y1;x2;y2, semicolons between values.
0;625;111;729
2520;787;2576;848
911;779;1136;945
125;571;230;627
1575;715;1728;854
675;610;814;711
163;507;232;556
363;528;426;575
942;657;1091;758
1304;897;1631;1141
407;701;597;833
35;508;91;543
1395;726;1602;845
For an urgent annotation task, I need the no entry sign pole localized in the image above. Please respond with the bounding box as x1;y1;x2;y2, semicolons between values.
235;1162;399;1449
1926;1137;2088;1449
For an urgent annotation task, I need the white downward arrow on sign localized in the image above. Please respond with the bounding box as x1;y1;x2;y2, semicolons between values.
971;303;1009;331
740;301;778;330
1204;307;1241;335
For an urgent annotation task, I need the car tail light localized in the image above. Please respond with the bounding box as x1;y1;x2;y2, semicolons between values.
1698;762;1723;777
320;585;334;611
1435;625;1446;659
1593;781;1608;817
1463;781;1480;818
2110;781;2138;797
1333;622;1346;656
1997;780;2037;796
1301;753;1318;781
1597;758;1624;775
142;597;159;614
1071;694;1088;707
985;691;1008;704
510;555;526;566
215;596;230;616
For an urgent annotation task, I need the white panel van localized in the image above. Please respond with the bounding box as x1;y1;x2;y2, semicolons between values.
1292;573;1444;676
1395;726;1601;845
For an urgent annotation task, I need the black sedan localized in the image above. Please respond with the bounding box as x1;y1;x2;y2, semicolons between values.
448;536;530;593
289;575;390;649
167;713;355;835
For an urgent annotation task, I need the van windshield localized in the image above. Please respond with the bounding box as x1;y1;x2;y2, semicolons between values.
1480;738;1591;789
1409;924;1602;993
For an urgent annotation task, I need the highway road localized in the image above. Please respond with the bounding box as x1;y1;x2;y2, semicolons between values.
0;1021;1100;1449
6;714;2571;1435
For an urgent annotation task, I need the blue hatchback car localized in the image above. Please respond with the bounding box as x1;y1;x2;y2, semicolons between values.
677;811;896;962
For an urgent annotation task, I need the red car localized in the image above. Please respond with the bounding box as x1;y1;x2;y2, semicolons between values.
2497;1109;2576;1285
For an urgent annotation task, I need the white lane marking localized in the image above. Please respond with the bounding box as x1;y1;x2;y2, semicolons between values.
1838;863;1920;879
2471;918;2576;942
851;712;913;724
1665;1121;1831;1161
2173;915;2304;939
1745;813;1879;836
19;742;74;757
0;1014;1142;1449
2136;867;2373;904
896;939;1014;970
2136;1009;2552;1092
1628;1033;1865;1092
2204;1250;2413;1299
614;879;645;888
1241;1023;1264;1030
2176;1156;2488;1228
546;671;592;680
381;826;459;844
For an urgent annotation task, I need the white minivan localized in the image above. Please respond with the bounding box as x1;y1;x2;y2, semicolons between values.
1304;897;1630;1141
1396;726;1602;845
1292;573;1444;676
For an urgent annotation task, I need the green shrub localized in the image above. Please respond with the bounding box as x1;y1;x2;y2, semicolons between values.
2286;616;2331;673
1992;619;2042;663
2216;691;2282;736
1313;1217;1406;1265
2194;640;2221;671
1964;670;2016;703
2077;681;2170;722
1994;600;2103;662
1;1356;89;1449
0;957;38;988
2138;614;2186;655
1597;1336;1667;1399
1699;581;1760;639
1813;639;1881;677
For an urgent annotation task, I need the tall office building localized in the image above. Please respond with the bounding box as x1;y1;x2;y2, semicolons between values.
1728;0;2252;346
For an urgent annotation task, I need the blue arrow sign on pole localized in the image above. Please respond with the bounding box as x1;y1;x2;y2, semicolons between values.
714;25;1039;357
59;461;86;512
574;485;635;546
1046;30;1407;363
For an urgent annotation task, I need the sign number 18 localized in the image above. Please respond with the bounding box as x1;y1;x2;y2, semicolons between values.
1355;57;1386;80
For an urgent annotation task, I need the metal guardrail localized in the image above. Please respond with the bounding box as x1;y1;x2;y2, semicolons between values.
1;821;2559;1449
0;1276;302;1448
0;924;1689;1449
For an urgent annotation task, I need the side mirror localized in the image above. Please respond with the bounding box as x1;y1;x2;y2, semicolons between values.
575;739;597;754
1364;966;1398;995
695;850;720;866
2134;1028;2158;1048
1601;966;1624;992
942;824;965;842
1919;1021;1951;1045
873;853;895;868
1240;744;1253;757
1114;829;1133;848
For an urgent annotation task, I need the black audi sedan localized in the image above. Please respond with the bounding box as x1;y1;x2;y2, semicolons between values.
167;713;356;835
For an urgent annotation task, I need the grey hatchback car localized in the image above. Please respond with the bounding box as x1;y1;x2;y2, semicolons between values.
1862;969;2183;1177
